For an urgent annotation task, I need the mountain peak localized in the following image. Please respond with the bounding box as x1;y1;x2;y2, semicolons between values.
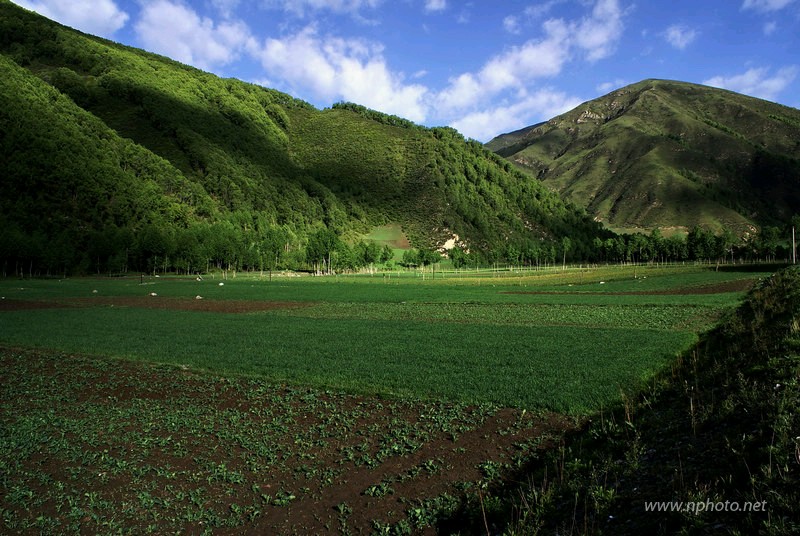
488;79;800;234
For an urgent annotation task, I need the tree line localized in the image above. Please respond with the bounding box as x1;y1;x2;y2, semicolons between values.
1;219;795;278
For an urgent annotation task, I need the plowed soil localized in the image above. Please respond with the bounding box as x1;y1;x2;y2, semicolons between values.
0;347;578;534
0;296;310;313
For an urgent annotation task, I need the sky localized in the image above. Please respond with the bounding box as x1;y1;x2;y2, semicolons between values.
10;0;800;142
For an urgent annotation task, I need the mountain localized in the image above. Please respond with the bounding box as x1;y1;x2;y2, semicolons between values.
0;0;608;275
487;79;800;235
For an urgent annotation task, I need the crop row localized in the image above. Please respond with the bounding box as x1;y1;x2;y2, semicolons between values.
0;348;565;533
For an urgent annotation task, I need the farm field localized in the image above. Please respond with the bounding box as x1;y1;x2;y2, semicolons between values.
0;264;774;533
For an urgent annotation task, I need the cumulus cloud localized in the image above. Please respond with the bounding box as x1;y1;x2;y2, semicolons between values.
596;78;627;93
741;0;796;12
13;0;128;37
261;0;382;17
253;26;428;121
135;0;254;71
424;0;446;13
437;0;623;115
450;89;582;142
210;0;241;18
523;0;567;20
703;66;798;101
436;20;571;113
575;0;625;61
663;24;698;50
503;15;522;34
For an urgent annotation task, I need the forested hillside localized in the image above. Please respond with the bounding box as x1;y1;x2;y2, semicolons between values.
488;79;800;236
0;0;607;276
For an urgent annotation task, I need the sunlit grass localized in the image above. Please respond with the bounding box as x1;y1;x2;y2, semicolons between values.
0;264;766;413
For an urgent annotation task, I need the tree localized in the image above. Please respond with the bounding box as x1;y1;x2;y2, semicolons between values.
629;233;649;263
561;236;572;270
687;226;710;261
449;246;468;269
715;229;736;263
401;249;418;267
649;229;665;263
505;244;521;267
665;234;688;261
262;226;287;273
136;224;175;274
417;248;441;267
354;240;381;272
306;228;340;274
758;226;781;261
379;244;394;264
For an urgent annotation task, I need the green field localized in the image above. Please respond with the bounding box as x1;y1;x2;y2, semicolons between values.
0;265;765;413
0;264;778;533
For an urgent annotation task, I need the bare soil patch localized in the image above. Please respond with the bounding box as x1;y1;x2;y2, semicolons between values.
0;347;577;534
0;298;73;311
0;296;310;313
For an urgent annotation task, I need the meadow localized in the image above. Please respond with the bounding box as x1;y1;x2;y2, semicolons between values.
0;264;773;533
0;265;758;412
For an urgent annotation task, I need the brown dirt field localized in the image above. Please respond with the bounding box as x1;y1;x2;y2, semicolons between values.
0;348;578;534
0;298;73;311
0;296;311;313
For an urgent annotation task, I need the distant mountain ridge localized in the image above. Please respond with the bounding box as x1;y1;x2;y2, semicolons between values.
0;0;606;274
487;79;800;235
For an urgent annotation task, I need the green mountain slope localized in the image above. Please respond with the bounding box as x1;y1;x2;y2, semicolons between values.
0;0;605;274
487;79;800;235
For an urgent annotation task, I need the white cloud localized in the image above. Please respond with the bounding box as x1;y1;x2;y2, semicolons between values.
663;24;698;50
703;66;799;101
575;0;625;62
261;0;382;17
523;0;567;20
450;89;582;142
741;0;796;12
253;26;429;121
135;0;254;71
437;0;623;114
13;0;128;37
424;0;446;13
436;22;571;113
596;78;627;93
503;15;521;34
763;21;778;34
210;0;240;18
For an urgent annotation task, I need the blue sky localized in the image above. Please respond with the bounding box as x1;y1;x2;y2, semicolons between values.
11;0;800;141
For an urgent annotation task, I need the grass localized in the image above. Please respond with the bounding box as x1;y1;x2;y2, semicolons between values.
362;223;410;246
0;264;784;533
0;307;695;412
0;348;517;534
492;78;800;234
457;267;800;535
0;264;768;413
